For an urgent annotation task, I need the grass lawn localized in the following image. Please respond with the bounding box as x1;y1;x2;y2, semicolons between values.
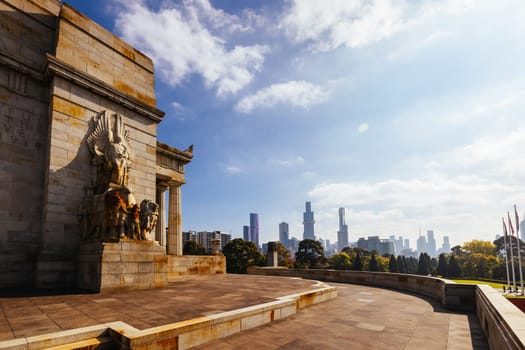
450;279;525;298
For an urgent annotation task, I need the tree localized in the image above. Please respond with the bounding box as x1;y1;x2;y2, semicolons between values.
295;239;325;269
462;240;496;256
331;252;352;270
368;253;379;271
437;253;448;276
273;242;292;267
388;255;398;273
223;238;265;274
447;255;461;277
493;236;525;257
397;255;405;273
451;245;464;256
351;253;363;271
417;253;431;275
183;240;207;255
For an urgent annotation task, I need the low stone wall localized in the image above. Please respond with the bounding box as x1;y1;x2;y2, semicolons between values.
247;267;475;310
167;255;226;278
476;284;525;350
248;267;525;350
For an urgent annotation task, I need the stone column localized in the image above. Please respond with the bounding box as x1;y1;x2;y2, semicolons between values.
155;182;168;246
167;181;182;255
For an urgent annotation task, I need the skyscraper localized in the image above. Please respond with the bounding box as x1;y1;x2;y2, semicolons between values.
337;207;349;251
303;201;315;240
427;230;436;256
442;235;450;252
417;235;427;253
250;213;259;248
279;222;289;248
243;225;250;241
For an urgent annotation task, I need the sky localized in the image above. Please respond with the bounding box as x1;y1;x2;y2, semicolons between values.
67;0;525;248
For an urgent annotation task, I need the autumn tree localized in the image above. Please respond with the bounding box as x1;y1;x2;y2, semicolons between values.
331;252;352;270
462;240;496;256
273;242;293;267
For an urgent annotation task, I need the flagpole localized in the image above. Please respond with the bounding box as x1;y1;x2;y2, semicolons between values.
514;205;524;295
508;212;517;293
502;217;511;291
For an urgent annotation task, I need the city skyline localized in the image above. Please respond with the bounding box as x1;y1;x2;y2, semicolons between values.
67;0;525;248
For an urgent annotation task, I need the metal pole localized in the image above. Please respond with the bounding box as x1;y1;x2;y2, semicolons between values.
503;218;511;290
508;213;517;293
514;205;524;295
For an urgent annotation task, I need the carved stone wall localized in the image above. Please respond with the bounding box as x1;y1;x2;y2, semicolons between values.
1;0;170;289
36;4;164;288
0;0;59;288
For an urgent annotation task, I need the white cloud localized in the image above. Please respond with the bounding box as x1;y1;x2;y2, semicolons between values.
234;80;329;113
115;1;268;96
357;123;369;133
307;174;517;245
268;155;305;167
281;0;406;52
224;165;242;174
306;125;525;245
280;0;488;52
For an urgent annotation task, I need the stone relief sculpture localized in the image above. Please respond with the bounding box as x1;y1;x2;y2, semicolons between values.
140;199;159;240
86;111;132;192
80;111;159;242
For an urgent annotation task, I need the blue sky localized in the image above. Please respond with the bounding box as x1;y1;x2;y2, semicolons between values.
68;0;525;248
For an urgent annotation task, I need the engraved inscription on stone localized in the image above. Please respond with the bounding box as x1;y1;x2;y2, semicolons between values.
0;104;44;150
8;71;27;94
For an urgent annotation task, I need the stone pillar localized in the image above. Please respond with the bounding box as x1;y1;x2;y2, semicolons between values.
156;182;168;246
167;181;182;255
267;242;278;267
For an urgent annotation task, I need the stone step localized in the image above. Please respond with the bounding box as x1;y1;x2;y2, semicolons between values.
44;336;114;350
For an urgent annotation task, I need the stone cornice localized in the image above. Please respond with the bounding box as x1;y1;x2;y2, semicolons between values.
0;51;47;82
45;54;165;122
157;142;193;164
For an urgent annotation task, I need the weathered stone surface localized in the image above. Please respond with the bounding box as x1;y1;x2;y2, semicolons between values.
1;0;195;291
78;240;168;292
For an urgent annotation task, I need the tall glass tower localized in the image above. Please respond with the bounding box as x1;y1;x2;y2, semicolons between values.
250;213;259;248
303;202;315;240
337;207;349;251
279;222;289;248
243;225;250;242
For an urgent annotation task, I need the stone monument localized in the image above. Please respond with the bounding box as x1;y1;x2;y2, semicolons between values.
0;0;212;291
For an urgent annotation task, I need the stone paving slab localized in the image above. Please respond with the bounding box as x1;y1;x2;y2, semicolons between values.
192;282;489;350
0;275;489;349
0;274;320;342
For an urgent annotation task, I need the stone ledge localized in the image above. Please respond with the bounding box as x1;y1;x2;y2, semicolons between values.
46;54;164;122
0;281;337;350
0;324;108;350
476;284;525;350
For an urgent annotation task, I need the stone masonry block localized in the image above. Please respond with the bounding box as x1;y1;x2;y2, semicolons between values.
241;310;272;331
178;319;241;350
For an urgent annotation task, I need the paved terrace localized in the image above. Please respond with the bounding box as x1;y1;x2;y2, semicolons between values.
0;275;488;349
